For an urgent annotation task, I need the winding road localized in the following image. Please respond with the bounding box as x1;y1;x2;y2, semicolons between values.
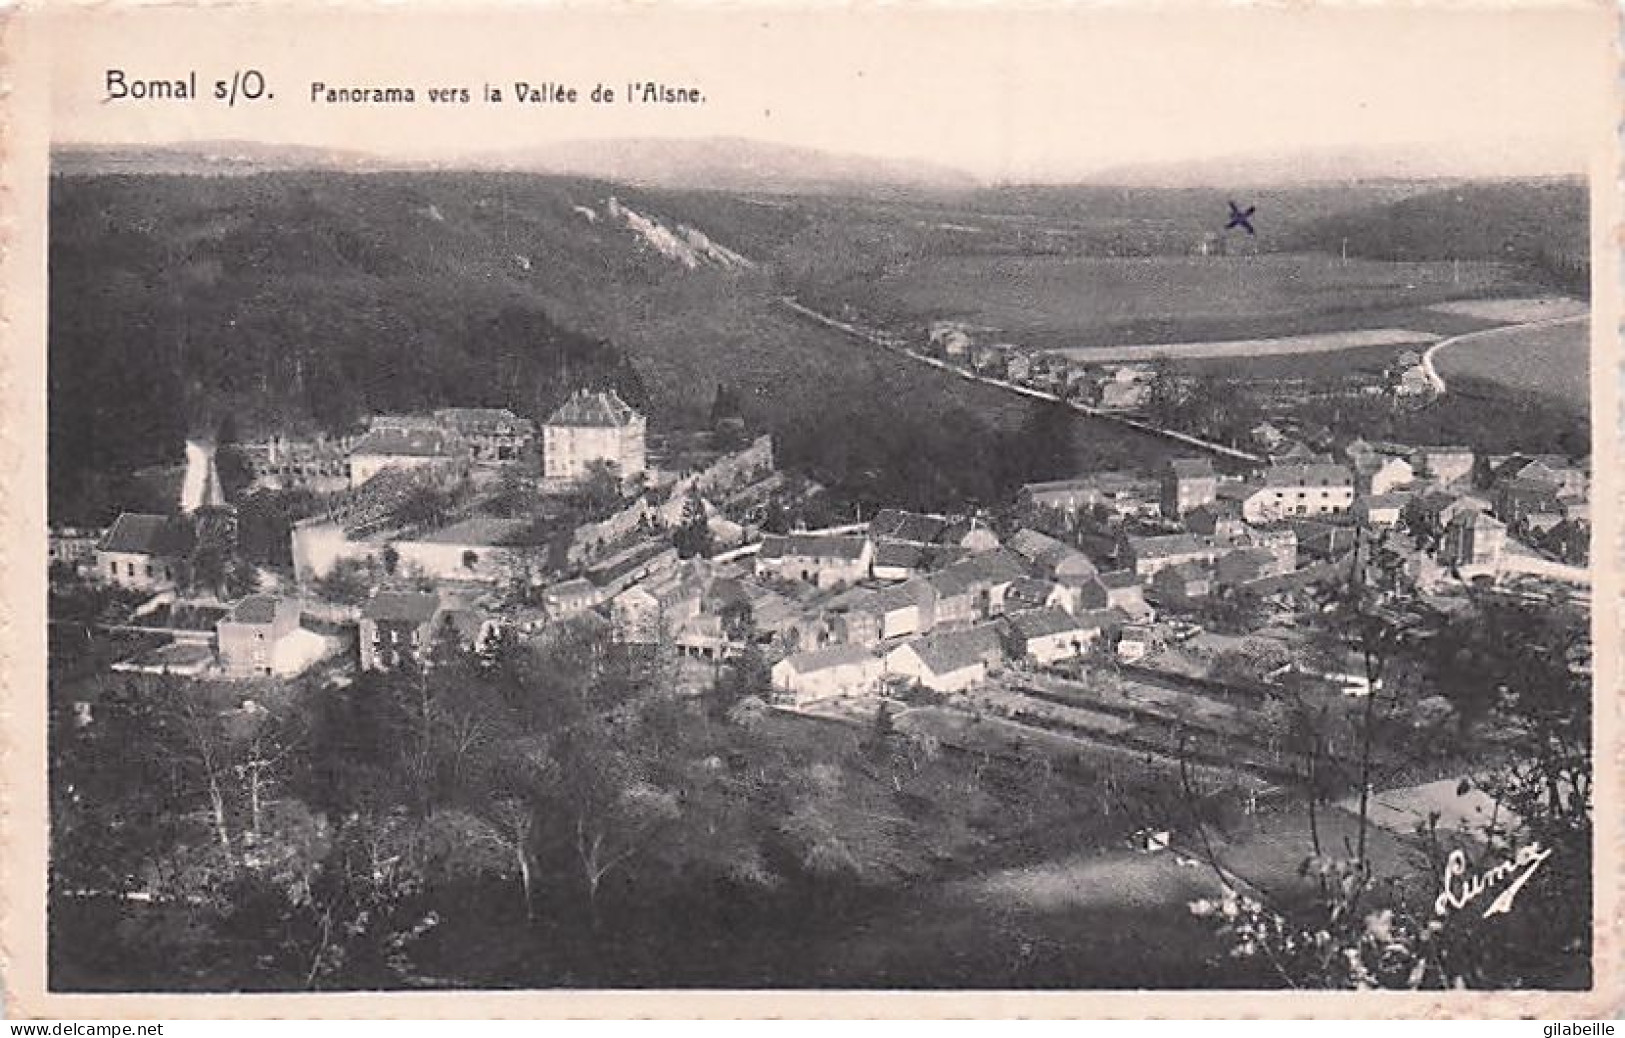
1418;313;1589;395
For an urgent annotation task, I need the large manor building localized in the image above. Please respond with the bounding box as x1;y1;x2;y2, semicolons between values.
543;389;648;484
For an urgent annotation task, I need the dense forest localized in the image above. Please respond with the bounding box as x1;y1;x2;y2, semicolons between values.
1282;180;1589;297
48;172;1163;527
48;175;648;525
49;620;1226;990
48;171;1588;529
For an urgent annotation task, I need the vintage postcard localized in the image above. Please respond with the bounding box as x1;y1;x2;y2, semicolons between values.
0;0;1619;1019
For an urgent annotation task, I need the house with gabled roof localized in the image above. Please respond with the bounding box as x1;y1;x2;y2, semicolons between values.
348;426;470;489
1151;560;1214;604
542;388;647;484
937;518;1002;554
1439;510;1507;569
542;576;601;619
872;540;929;581
926;549;1027;624
868;508;948;545
217;594;304;677
1355;493;1411;529
1491;455;1587;498
771;644;883;704
754;533;874;589
884;623;1006;693
1007;527;1098;581
1215;546;1292;588
1002;607;1100;665
433;407;535;462
1233;463;1354;523
1410;446;1475;488
1072;569;1154;623
1161;458;1218;518
359;591;443;671
96;512;194;591
1185;496;1248;545
1004;576;1064;614
1122;533;1217;580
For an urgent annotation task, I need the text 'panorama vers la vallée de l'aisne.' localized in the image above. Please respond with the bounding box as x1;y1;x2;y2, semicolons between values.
102;69;705;106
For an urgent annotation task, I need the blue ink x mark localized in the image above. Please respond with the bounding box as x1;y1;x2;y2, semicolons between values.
1226;200;1257;235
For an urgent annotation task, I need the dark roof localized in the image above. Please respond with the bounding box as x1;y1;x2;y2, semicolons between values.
874;541;928;569
868;509;948;544
363;591;441;624
1187;498;1246;525
1449;509;1506;530
872;578;936;612
928;550;1026;597
1006;576;1056;605
587;539;676;587
1261;463;1354;488
1100;569;1140;589
759;533;870;562
227;595;282;624
1073;607;1127;631
99;513;192;556
1007;528;1070;563
1220;546;1277;570
1160;560;1212;583
1499;474;1564;496
1128;533;1212;560
1005;607;1084;640
900;624;1004;674
546;577;597;600
546;389;641;429
350;427;463;458
936;518;991;546
441;607;491;643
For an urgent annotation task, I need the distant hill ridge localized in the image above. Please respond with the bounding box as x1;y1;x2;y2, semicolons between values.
53;136;980;195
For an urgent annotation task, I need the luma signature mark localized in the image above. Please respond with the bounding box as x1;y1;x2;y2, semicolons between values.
1434;843;1553;920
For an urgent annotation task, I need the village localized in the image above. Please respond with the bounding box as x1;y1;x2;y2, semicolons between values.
49;361;1592;806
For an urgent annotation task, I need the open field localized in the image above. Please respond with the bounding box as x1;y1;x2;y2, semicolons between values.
1427;296;1588;324
839;252;1542;350
1172;343;1405;379
1054;327;1438;364
1431;317;1589;408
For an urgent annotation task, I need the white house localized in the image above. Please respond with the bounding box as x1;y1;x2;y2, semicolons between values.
1003;607;1099;665
771;644;884;704
884;624;1005;693
1237;463;1355;523
95;512;193;591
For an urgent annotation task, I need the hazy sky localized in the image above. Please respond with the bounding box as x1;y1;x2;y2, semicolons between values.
39;4;1611;182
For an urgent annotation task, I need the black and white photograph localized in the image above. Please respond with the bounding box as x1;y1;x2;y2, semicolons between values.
5;2;1618;1013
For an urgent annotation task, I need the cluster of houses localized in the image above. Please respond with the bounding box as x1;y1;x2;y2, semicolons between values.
732;442;1586;708
239;392;646;495
53;373;1590;715
924;321;1155;411
54;389;769;683
922;322;1442;414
